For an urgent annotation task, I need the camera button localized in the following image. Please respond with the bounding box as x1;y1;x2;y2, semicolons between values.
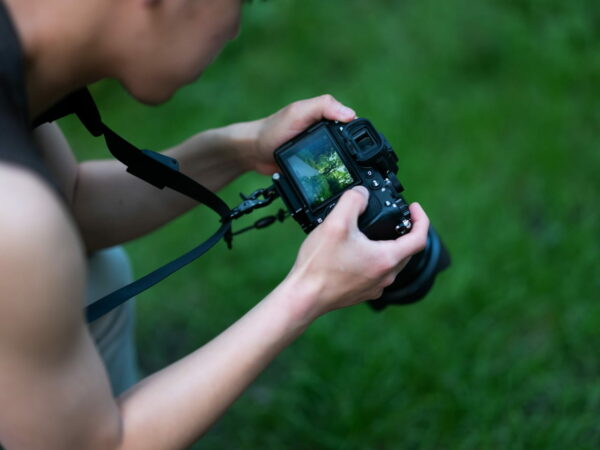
366;170;374;179
369;179;381;189
385;200;392;207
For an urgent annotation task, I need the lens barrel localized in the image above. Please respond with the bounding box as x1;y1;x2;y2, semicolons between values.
368;227;451;310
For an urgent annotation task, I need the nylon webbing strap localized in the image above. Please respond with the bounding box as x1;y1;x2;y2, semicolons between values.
34;88;233;322
101;127;230;216
85;220;231;322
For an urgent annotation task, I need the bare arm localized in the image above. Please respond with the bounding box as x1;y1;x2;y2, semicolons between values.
35;94;360;251
34;121;257;251
0;165;303;449
0;164;430;450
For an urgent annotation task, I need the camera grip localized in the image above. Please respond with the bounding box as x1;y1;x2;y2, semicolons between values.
357;193;412;241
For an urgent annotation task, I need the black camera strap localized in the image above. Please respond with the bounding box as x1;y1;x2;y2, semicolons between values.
34;88;239;322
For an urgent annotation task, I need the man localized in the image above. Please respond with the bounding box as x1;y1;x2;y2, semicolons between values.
0;0;429;448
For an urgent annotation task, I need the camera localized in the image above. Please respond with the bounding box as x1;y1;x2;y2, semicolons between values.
272;118;450;309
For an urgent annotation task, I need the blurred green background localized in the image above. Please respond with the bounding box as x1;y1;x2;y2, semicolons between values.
59;0;600;448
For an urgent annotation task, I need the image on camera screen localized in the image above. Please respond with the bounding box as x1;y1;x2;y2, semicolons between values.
286;128;355;208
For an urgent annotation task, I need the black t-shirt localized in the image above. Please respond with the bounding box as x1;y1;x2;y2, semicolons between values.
0;0;53;184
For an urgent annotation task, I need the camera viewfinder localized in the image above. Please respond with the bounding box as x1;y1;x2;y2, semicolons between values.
354;131;375;151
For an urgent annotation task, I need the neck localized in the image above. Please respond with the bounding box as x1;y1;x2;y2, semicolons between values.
4;0;111;119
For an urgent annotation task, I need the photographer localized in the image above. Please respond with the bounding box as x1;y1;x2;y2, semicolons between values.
0;0;429;448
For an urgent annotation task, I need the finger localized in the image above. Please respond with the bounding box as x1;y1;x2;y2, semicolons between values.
319;96;357;122
324;186;369;230
287;95;356;130
391;202;430;259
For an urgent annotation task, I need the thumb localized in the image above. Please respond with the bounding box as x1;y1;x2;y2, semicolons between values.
326;186;369;225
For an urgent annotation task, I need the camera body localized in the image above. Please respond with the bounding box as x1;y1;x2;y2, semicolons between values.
272;117;451;309
272;118;412;239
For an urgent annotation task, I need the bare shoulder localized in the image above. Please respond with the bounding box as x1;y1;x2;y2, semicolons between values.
0;164;120;449
0;163;85;354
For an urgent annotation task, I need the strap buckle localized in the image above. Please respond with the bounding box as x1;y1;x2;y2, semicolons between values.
227;186;279;220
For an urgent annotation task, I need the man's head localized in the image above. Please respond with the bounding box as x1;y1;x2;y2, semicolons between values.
107;0;243;104
6;0;243;109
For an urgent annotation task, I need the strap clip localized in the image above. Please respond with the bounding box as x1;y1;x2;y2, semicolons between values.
227;186;279;220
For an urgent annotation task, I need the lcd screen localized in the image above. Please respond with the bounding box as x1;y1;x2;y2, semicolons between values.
285;128;355;208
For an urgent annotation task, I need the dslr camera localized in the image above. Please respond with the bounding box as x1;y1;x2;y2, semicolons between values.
272;118;450;309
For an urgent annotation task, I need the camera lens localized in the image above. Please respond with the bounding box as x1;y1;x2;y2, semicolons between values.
368;227;451;310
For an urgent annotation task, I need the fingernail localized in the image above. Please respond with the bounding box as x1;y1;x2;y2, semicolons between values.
337;105;356;118
353;186;369;198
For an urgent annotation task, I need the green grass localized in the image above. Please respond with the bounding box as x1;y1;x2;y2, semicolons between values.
59;0;600;448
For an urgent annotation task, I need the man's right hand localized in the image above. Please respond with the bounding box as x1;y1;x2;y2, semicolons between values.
283;186;430;321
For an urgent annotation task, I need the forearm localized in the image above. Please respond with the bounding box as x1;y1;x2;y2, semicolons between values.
72;122;259;250
116;276;314;450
